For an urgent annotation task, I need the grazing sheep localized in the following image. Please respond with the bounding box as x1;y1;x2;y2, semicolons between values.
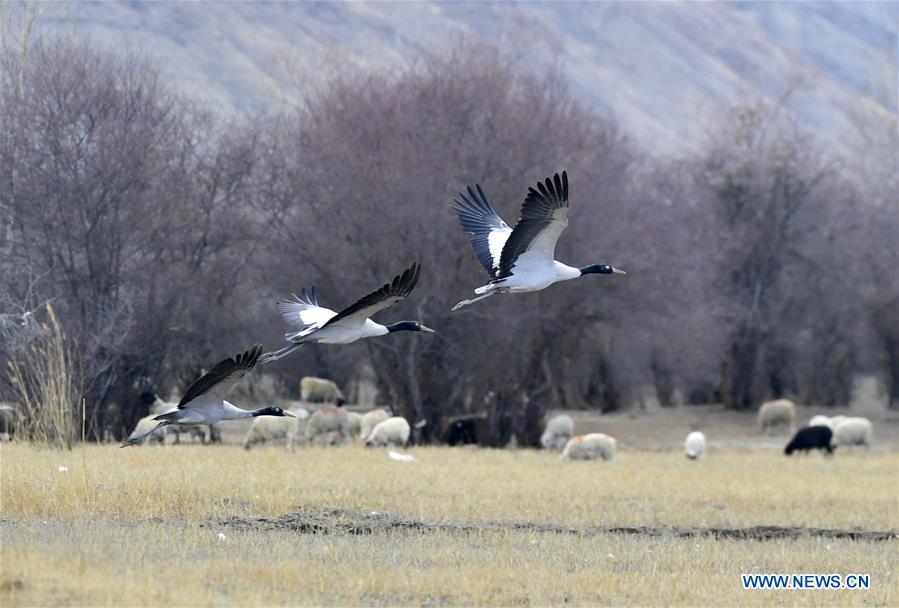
684;431;706;459
831;417;873;452
757;399;796;435
300;377;345;405
785;426;833;456
305;406;350;445
829;415;848;428
560;433;617;461
347;412;363;439
440;413;488;446
807;415;835;430
360;408;390;440
365;416;411;447
540;414;574;450
243;407;309;450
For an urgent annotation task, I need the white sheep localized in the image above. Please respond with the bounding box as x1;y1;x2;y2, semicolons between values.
305;406;351;445
831;417;873;453
360;408;390;440
243;406;309;450
829;415;848;428
540;414;574;450
807;414;835;430
300;377;345;405
365;416;411;447
757;399;796;435
684;431;706;459
346;411;363;439
560;433;617;461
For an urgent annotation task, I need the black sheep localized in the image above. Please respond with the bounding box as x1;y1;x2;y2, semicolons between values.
784;426;833;456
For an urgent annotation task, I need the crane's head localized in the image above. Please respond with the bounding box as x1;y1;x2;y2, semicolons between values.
579;264;626;276
255;406;296;418
386;321;437;334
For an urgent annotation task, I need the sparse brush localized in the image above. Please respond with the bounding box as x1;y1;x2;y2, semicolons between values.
6;303;82;449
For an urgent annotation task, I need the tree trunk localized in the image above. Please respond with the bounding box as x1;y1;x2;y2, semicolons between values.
721;325;762;409
650;351;674;407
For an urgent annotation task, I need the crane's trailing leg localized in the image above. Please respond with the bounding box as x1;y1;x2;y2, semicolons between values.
121;420;172;447
259;343;304;364
451;290;499;311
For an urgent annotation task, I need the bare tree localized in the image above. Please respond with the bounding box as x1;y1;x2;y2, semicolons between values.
700;102;860;408
0;38;264;438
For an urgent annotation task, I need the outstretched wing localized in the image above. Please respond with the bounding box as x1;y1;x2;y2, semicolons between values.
177;344;262;408
497;171;570;280
450;184;512;279
277;287;337;332
322;263;422;329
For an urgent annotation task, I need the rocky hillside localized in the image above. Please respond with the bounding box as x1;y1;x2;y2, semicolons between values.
27;1;899;155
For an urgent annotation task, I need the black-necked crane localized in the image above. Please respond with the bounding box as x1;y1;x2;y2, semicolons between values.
121;344;292;447
260;262;434;363
450;171;625;311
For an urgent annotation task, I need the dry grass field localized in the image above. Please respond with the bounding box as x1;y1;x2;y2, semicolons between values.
2;415;898;607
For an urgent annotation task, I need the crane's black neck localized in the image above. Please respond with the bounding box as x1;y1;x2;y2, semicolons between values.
386;320;421;333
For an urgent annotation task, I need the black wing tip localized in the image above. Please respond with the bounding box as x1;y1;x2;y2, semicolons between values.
526;170;570;206
451;183;491;212
391;262;422;297
177;344;262;408
230;344;263;371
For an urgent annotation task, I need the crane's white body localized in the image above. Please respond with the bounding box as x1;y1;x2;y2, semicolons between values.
122;399;256;446
475;261;581;294
287;312;390;345
154;398;254;426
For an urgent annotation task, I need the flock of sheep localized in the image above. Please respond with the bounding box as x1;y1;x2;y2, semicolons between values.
116;382;877;459
540;413;680;461
538;397;874;462
757;398;874;456
243;403;412;450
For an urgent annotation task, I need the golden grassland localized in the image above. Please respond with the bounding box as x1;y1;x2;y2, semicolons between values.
1;443;898;606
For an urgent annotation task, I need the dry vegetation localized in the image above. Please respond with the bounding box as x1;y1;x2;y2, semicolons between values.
6;304;81;448
2;442;897;606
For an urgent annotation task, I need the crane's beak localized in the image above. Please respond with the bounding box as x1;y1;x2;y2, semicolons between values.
420;325;437;334
612;267;626;275
284;411;297;418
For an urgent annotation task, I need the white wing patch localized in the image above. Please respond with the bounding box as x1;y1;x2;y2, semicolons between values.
488;228;512;271
278;302;336;329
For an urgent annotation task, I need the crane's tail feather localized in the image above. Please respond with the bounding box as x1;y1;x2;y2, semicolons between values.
259;343;305;364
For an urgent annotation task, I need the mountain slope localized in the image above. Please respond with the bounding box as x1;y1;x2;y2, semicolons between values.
29;1;899;155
